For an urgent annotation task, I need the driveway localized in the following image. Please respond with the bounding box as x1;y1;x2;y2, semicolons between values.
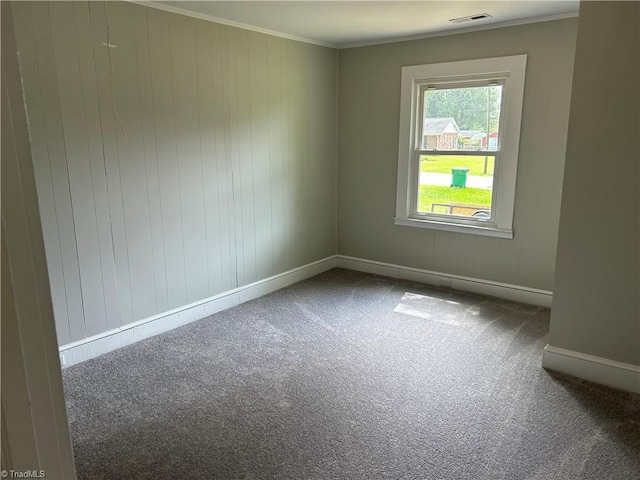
420;172;493;189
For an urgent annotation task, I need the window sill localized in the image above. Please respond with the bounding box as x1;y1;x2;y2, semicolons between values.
394;217;513;239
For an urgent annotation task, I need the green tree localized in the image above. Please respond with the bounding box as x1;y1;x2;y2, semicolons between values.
425;85;501;133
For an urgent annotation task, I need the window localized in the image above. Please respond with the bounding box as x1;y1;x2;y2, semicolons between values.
395;55;527;238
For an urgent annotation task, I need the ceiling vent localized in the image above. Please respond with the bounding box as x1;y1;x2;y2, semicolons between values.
449;13;493;24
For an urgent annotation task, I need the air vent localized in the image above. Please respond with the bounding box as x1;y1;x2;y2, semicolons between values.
449;13;493;24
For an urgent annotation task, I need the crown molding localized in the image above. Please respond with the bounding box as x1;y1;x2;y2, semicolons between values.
339;12;579;49
127;0;338;48
126;2;578;51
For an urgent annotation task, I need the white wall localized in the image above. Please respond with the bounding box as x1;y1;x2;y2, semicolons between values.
13;1;337;347
549;1;639;366
1;2;75;475
337;19;578;291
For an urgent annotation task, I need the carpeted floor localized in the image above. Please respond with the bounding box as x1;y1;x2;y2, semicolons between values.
62;268;640;480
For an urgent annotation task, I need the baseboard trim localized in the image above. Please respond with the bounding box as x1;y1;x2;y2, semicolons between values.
542;345;640;394
60;254;553;367
59;256;338;367
334;255;552;307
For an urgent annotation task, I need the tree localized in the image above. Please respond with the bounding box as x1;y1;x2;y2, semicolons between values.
425;85;502;133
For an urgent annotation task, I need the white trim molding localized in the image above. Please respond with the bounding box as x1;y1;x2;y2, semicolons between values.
128;1;337;48
60;256;338;367
542;345;640;394
394;217;514;239
61;254;553;367
334;255;552;307
395;55;527;239
131;1;578;51
340;13;579;49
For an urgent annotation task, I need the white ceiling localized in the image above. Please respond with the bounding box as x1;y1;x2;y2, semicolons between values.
148;1;579;48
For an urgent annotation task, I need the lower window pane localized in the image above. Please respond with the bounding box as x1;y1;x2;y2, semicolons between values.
418;155;495;217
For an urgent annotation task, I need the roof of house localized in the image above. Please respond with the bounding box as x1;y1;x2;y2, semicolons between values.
423;117;460;135
459;129;484;138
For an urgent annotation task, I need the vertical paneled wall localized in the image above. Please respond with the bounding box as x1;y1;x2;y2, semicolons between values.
2;3;75;474
13;1;337;347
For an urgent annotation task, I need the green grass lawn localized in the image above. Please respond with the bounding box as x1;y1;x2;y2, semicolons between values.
419;185;492;214
420;155;495;176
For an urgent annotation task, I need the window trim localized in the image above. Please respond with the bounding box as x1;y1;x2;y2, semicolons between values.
395;55;527;239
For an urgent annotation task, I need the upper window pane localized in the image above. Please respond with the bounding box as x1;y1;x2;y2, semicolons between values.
421;84;503;151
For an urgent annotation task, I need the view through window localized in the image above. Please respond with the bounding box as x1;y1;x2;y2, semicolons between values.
417;83;503;220
396;55;527;238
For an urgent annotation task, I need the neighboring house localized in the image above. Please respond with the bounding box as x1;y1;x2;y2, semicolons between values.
422;117;460;150
459;130;499;150
459;129;485;150
488;132;499;150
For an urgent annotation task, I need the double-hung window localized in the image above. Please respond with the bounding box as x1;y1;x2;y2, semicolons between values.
395;55;527;238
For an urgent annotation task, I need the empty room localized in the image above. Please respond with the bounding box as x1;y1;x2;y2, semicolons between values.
2;1;638;479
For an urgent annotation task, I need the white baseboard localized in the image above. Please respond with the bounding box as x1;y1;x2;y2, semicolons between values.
60;254;553;367
59;256;338;367
542;345;640;394
334;255;553;307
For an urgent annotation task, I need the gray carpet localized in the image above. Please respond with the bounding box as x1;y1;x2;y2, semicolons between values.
63;268;640;480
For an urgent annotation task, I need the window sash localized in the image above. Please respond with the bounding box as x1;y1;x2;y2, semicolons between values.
395;55;527;239
411;77;507;227
414;149;499;156
409;151;500;226
416;78;507;153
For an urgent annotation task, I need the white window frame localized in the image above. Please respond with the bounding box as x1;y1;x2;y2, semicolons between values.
395;55;527;239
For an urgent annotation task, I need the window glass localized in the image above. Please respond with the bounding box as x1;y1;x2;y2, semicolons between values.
421;85;503;152
395;55;527;238
417;154;495;218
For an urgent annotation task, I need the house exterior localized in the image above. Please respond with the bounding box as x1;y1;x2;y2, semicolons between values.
458;130;499;150
488;132;499;150
459;129;485;150
422;117;460;150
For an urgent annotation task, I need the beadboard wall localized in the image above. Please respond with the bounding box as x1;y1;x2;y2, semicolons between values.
13;1;337;346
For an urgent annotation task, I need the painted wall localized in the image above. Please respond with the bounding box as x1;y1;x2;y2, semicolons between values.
1;2;75;475
13;1;337;347
549;2;639;366
337;19;578;291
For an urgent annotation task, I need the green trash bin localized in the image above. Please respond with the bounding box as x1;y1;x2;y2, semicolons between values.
451;167;469;187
